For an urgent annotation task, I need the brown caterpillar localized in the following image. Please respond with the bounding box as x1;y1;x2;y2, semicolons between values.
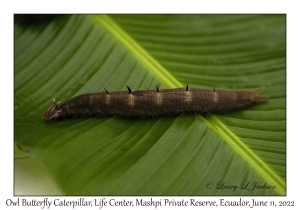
43;85;268;122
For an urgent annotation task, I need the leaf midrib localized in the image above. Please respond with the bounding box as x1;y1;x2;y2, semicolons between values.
91;14;182;88
205;115;285;195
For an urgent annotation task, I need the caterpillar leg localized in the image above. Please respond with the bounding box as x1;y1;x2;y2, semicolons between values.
201;112;209;117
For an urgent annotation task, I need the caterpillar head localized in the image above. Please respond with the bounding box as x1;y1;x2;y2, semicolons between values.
43;98;62;121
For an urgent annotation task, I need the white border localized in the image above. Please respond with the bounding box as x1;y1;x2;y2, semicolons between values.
2;0;299;209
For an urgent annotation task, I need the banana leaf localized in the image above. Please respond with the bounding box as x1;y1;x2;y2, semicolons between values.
14;14;286;195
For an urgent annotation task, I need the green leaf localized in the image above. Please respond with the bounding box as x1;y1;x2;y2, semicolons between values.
14;14;286;195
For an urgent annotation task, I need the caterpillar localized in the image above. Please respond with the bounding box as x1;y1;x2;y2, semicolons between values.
43;85;268;122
